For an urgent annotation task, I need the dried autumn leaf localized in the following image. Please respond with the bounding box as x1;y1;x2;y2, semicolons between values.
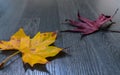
0;28;62;67
20;32;62;66
0;28;27;50
63;9;118;37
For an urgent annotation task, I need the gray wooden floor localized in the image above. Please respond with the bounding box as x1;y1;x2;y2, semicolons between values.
1;0;120;75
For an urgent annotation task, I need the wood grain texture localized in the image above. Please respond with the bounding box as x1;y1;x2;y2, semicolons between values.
0;0;120;75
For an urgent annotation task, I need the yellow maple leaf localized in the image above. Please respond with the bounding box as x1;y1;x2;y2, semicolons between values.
0;28;62;67
20;32;62;66
0;28;27;50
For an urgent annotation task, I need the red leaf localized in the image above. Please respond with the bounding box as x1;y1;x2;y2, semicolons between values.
64;9;118;35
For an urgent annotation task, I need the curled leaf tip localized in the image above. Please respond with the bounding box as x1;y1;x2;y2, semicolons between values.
77;12;80;17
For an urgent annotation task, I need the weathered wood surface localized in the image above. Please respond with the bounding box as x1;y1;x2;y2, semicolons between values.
0;0;120;75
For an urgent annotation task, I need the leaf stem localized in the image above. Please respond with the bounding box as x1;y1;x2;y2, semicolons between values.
0;51;20;68
112;8;119;17
107;30;120;33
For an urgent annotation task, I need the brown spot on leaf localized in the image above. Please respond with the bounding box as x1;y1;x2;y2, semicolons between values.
31;48;36;52
17;40;20;42
52;32;56;37
43;34;47;36
0;41;3;44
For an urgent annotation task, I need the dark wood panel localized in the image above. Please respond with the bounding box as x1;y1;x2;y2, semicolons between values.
0;0;120;75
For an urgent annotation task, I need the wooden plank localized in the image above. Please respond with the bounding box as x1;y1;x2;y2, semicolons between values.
0;0;120;75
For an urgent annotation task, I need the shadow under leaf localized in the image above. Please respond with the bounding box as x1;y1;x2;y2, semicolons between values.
46;51;70;61
23;63;50;73
23;51;69;73
0;50;18;56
